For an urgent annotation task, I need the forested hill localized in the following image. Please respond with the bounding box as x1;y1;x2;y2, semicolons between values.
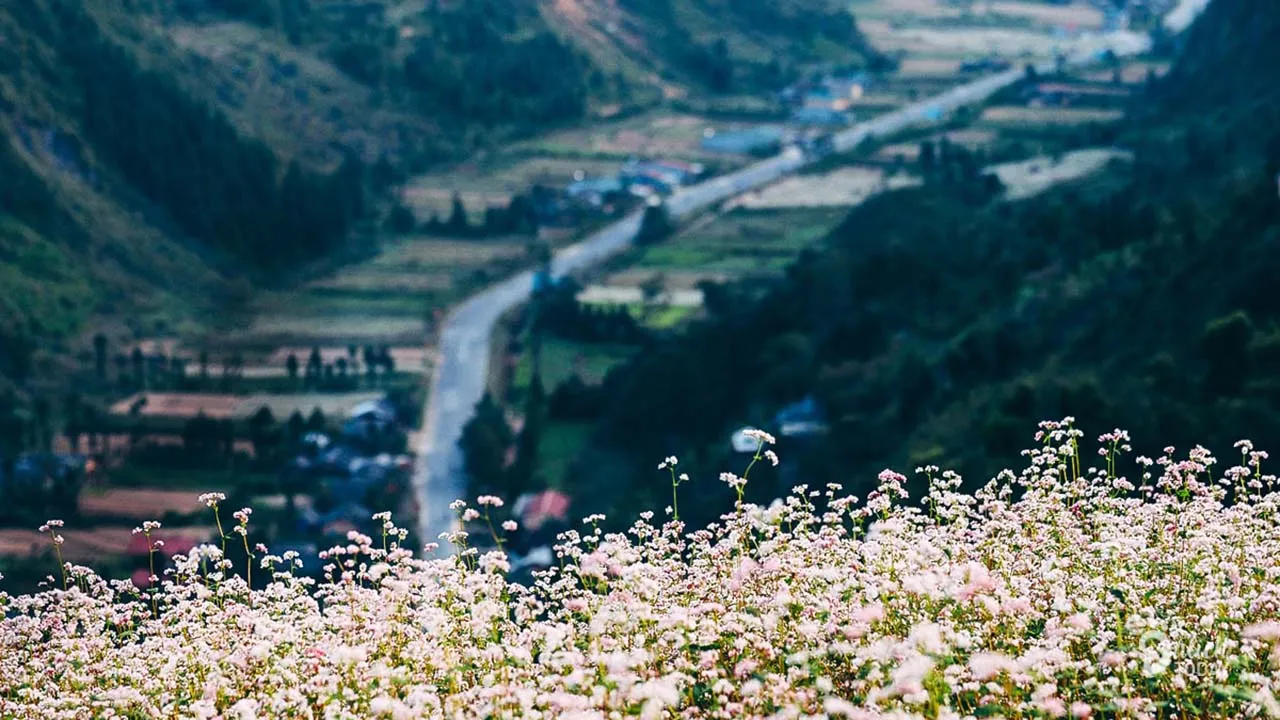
1150;0;1280;129
609;0;889;92
563;0;1280;532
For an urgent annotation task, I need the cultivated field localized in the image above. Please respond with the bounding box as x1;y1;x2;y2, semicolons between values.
725;167;922;210
988;148;1133;200
402;157;625;217
266;346;436;372
576;285;705;308
619;207;846;280
979;105;1126;127
1081;60;1172;84
222;237;534;350
874;128;999;162
0;525;214;563
78;488;213;521
108;391;385;421
851;0;1104;29
511;112;750;162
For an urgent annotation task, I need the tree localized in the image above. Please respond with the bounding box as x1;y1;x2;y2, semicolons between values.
306;346;323;388
32;396;51;452
459;393;512;495
170;357;186;388
705;38;733;92
447;192;469;236
182;413;221;460
307;407;327;432
93;334;108;381
63;393;83;453
114;354;129;390
131;347;145;389
636;202;674;246
385;203;417;234
286;353;300;384
640;273;667;321
919;140;937;177
364;345;378;385
199;351;210;384
1201;311;1254;397
509;375;547;499
248;406;278;464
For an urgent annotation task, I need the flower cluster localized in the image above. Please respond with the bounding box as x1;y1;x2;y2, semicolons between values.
3;421;1280;719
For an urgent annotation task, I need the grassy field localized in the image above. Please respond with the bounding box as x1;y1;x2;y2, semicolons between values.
220;236;534;350
536;421;593;490
512;339;638;395
623;207;847;277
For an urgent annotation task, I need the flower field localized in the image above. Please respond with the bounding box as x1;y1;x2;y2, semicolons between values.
3;420;1280;719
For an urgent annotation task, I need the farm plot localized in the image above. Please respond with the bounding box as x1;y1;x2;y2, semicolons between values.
979;106;1126;127
851;0;1102;28
109;391;384;421
511;112;746;163
78;488;213;522
512;339;638;393
874;128;999;163
622;207;846;278
402;157;624;217
0;525;215;563
229;238;532;349
725;167;922;210
266;346;436;374
576;286;705;308
988;148;1133;200
1081;60;1171;84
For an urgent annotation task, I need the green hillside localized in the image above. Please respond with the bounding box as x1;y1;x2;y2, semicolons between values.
558;0;1280;530
0;0;883;391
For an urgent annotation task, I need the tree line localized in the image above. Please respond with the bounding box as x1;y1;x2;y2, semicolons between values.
48;1;367;279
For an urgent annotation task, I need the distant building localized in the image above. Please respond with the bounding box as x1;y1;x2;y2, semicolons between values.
731;427;762;454
773;396;829;439
791;106;853;126
624;172;675;196
701;126;785;155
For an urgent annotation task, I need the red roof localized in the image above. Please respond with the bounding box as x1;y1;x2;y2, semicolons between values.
519;490;571;531
127;533;201;557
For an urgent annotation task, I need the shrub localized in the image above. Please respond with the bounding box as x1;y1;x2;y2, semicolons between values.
3;421;1280;718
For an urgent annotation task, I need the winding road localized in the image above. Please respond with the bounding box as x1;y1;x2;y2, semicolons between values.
413;28;1157;551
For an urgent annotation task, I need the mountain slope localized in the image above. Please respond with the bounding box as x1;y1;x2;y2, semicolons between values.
562;0;1280;529
0;0;884;365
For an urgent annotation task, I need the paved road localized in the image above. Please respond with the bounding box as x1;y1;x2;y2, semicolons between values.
412;29;1155;551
